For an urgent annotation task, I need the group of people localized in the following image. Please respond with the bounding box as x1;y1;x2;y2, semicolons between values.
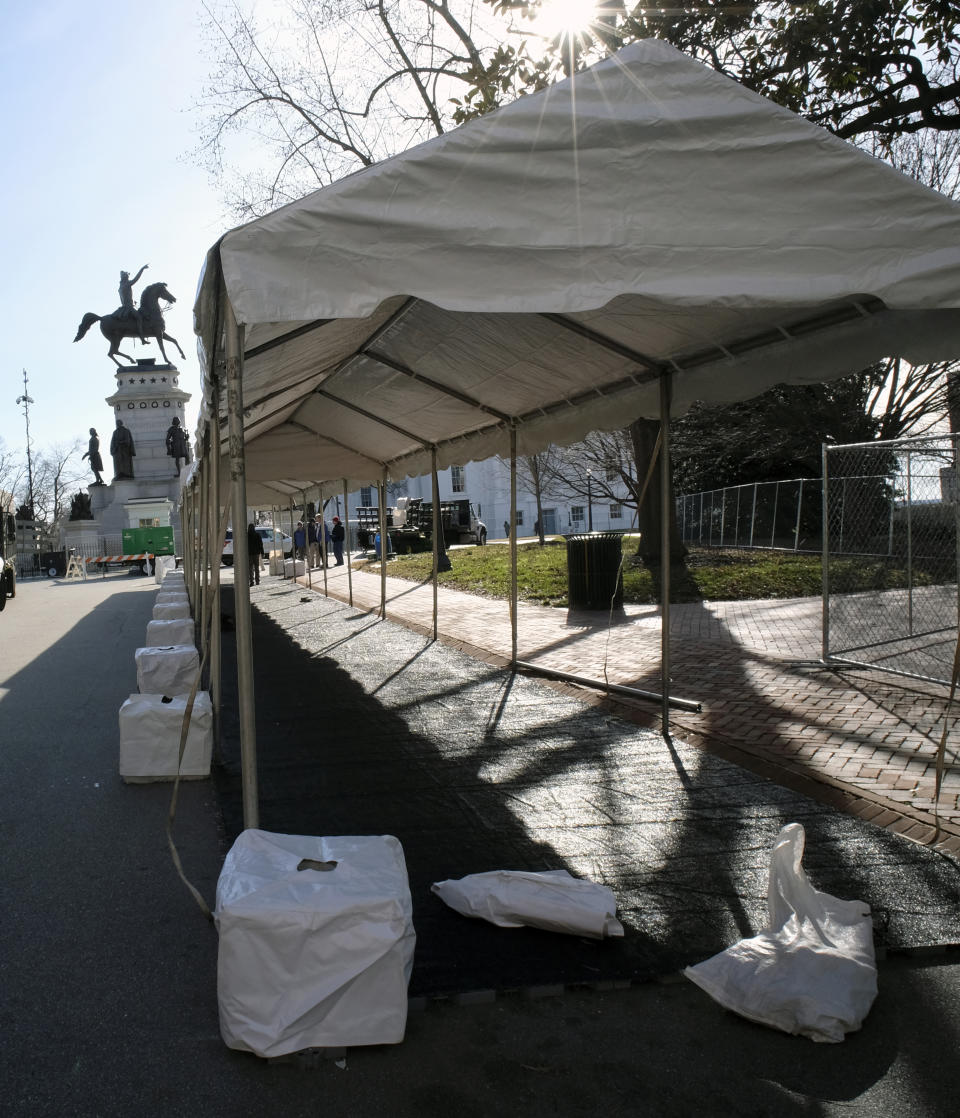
293;515;345;568
246;515;346;587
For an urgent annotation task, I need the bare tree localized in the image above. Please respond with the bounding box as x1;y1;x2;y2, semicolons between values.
196;0;506;217
30;440;85;534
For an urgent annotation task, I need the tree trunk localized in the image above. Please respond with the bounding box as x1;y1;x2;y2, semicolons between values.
629;418;686;564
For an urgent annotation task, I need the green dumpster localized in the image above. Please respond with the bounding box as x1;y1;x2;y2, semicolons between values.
566;532;624;610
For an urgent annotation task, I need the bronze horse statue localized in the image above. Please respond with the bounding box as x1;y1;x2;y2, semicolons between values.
74;281;187;367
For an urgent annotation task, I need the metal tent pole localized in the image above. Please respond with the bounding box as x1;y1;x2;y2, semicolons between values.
320;484;328;595
289;496;296;581
343;478;353;607
303;489;312;590
510;424;518;665
660;373;672;735
432;449;440;641
198;446;210;662
225;299;259;830
209;411;223;745
379;472;388;619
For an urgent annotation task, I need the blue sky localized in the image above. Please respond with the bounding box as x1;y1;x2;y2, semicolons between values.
0;0;230;461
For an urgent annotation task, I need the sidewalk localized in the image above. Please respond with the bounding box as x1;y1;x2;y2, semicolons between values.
293;558;960;852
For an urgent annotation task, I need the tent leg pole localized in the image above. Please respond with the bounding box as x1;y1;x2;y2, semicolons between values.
225;300;258;830
320;485;328;594
197;451;208;666
304;489;312;590
343;478;353;607
289;497;296;581
432;449;440;641
510;424;518;666
379;471;388;619
660;371;672;737
209;411;222;748
198;443;210;663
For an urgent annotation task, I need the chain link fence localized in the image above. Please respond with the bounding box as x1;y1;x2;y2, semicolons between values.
823;434;960;684
677;478;821;551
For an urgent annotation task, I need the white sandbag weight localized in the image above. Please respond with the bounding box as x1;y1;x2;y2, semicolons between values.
119;692;213;781
145;618;195;647
153;602;191;621
215;830;416;1057
135;644;200;695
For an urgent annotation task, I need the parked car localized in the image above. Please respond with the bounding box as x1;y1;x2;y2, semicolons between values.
222;526;293;566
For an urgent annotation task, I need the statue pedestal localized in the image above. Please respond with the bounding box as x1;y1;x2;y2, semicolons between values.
64;520;100;554
77;358;193;555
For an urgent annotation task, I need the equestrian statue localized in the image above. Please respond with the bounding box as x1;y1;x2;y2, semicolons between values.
74;266;187;367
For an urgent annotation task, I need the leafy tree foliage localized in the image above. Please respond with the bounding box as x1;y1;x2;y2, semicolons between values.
469;2;960;142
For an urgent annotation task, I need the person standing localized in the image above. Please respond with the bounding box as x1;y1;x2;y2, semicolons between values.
307;518;319;568
247;524;264;586
331;516;345;566
293;521;306;561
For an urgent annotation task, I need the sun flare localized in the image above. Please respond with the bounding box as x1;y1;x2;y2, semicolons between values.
530;0;599;39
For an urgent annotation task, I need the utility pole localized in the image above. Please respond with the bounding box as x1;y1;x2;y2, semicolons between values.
15;369;35;520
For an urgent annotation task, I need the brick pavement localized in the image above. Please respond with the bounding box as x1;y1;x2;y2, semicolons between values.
291;558;960;855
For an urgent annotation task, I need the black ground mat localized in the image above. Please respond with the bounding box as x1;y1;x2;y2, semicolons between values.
215;583;960;997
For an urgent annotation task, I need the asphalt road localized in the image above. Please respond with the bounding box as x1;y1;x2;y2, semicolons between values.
2;573;959;1117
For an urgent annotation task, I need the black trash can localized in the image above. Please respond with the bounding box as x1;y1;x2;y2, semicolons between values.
566;532;624;610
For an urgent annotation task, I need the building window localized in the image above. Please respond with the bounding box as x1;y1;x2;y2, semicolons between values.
515;510;524;526
450;464;465;492
571;506;585;525
609;503;622;520
605;460;618;481
360;486;373;507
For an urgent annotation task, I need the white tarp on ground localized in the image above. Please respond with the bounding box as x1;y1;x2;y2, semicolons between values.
432;869;624;938
193;39;960;500
684;823;877;1043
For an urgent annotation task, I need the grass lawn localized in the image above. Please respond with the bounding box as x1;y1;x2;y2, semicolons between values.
358;539;949;608
356;540;817;606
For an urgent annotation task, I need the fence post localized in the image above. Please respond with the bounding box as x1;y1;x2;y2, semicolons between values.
794;478;804;551
906;451;914;635
770;481;779;548
735;485;742;547
821;444;830;662
699;491;704;544
749;483;757;547
720;488;727;547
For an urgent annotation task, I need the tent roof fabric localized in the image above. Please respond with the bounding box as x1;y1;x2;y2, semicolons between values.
193;39;960;498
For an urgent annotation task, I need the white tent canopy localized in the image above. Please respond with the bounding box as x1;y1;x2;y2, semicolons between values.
194;39;960;502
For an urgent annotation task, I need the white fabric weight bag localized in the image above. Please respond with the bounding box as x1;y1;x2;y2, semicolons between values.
431;869;624;939
684;823;877;1043
216;830;416;1057
145;618;195;647
153;602;191;621
135;644;199;695
118;692;212;781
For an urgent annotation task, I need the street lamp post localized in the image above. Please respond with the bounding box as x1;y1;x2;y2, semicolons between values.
15;369;35;521
586;469;593;532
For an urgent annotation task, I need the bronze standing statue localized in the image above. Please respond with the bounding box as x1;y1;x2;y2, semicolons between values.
81;428;106;485
110;420;136;480
164;417;191;474
74;275;187;367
